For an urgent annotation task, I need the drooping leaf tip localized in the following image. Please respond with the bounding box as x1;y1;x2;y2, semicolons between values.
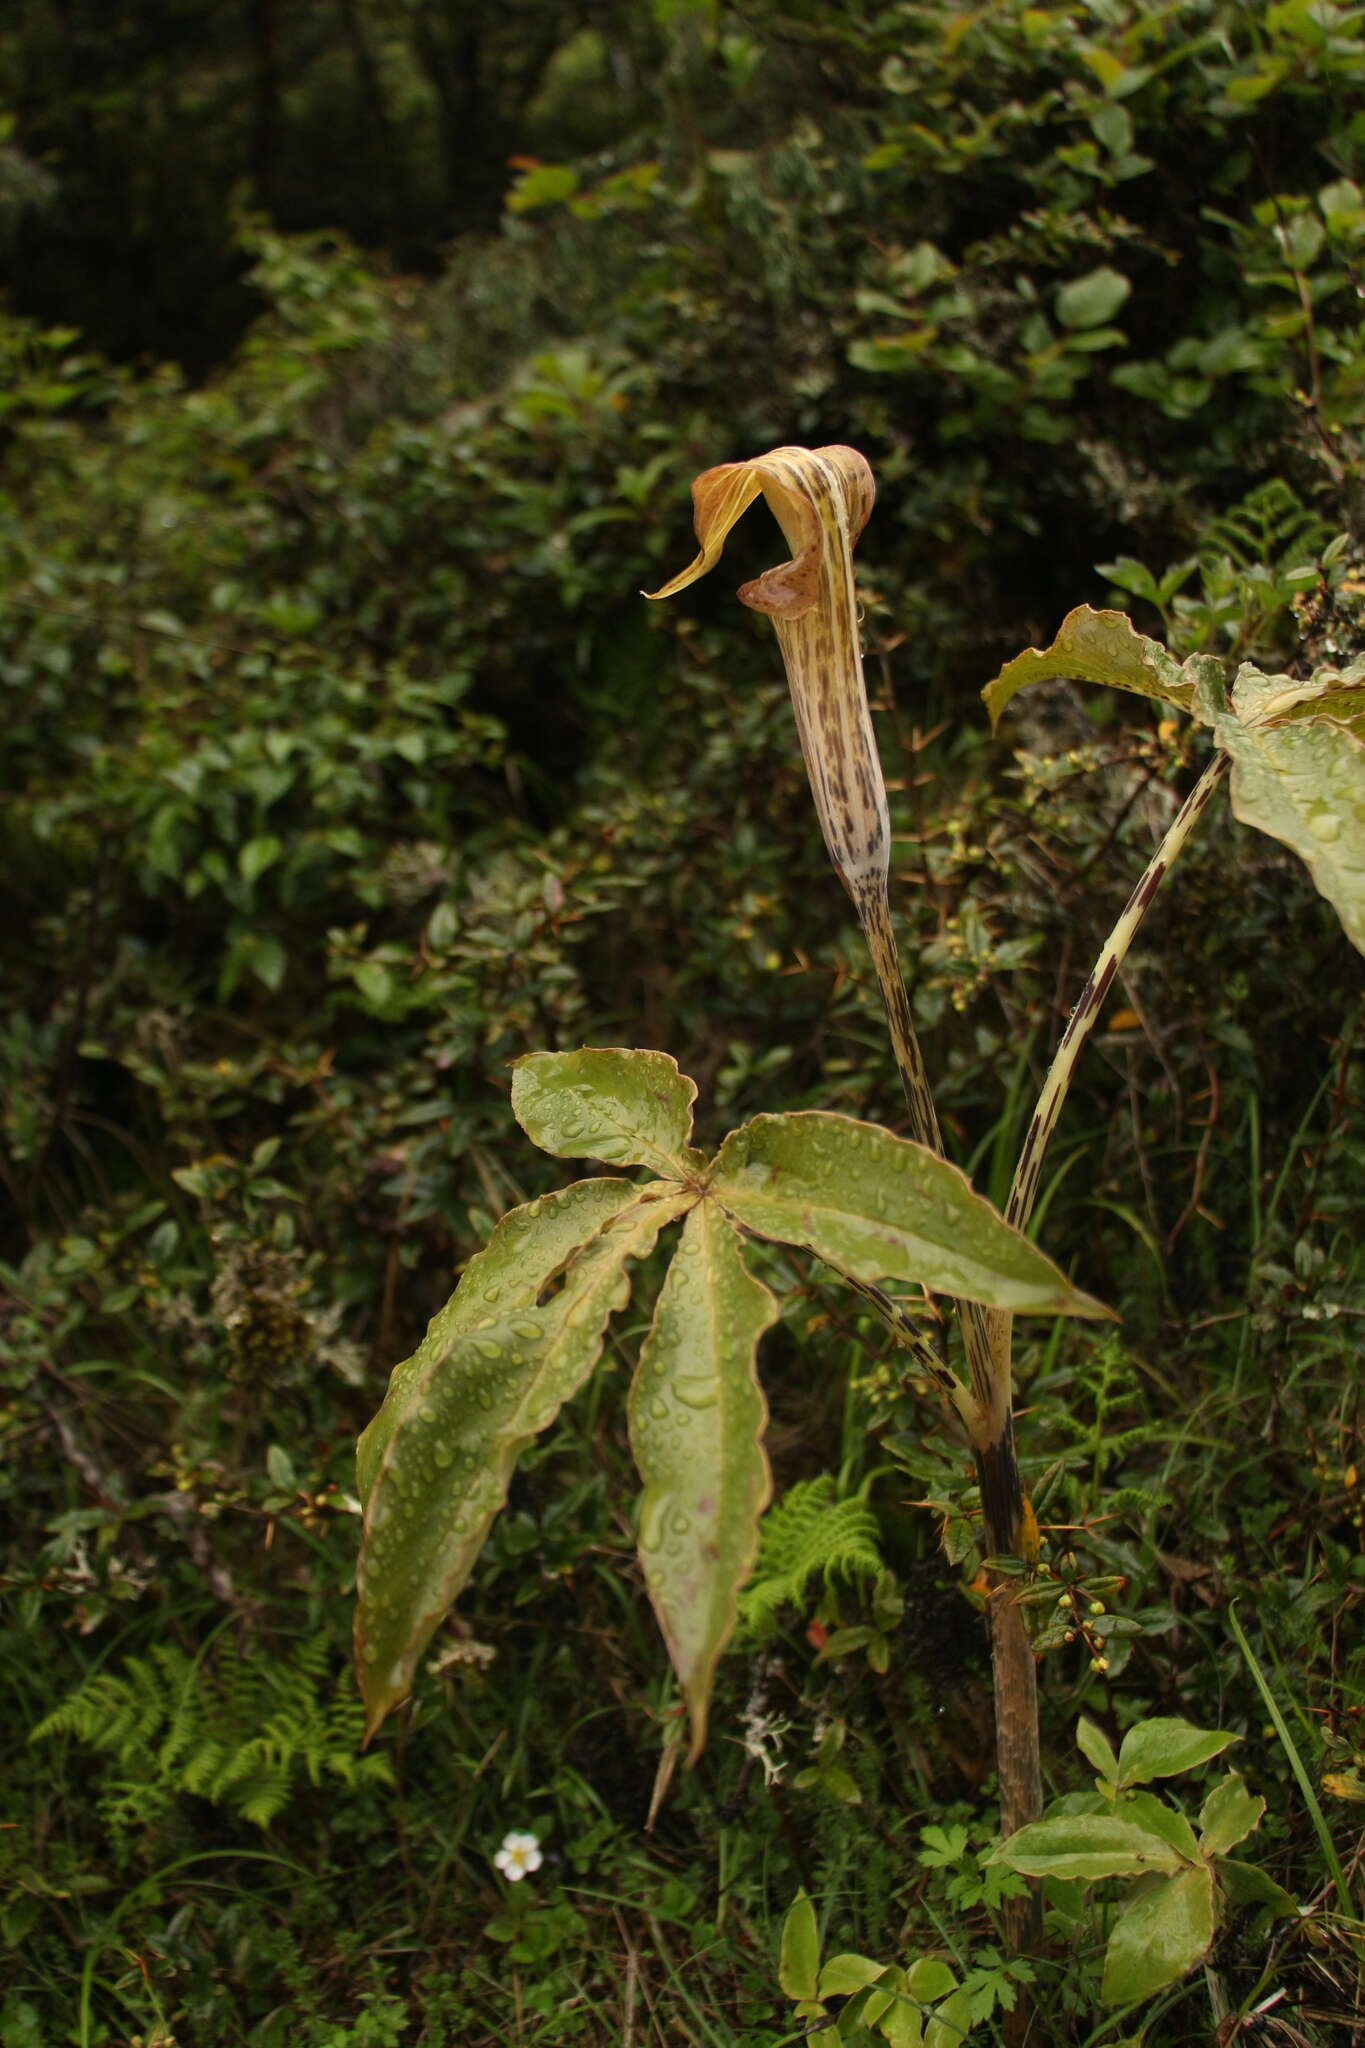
684;1701;709;1769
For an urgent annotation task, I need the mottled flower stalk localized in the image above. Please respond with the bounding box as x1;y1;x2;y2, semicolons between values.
1011;751;1230;1237
984;750;1231;1374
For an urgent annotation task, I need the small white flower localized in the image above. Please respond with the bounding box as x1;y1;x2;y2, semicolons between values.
493;1831;543;1882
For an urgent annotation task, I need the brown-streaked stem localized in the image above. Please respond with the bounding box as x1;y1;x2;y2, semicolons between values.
986;750;1232;1371
828;1266;962;1400
1009;748;1230;1237
985;745;1229;1974
854;870;1042;1950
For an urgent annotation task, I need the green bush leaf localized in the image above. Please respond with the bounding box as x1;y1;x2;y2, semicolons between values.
629;1199;777;1761
1116;1718;1238;1788
778;1890;820;2002
862;1964;902;2028
818;1952;887;1998
925;1987;973;2048
809;1762;862;1804
1199;1772;1265;1856
1101;1865;1216;2005
506;163;580;212
1056;266;1131;329
353;961;394;1009
511;1048;700;1174
238;833;282;884
905;1957;957;2003
711;1111;1111;1318
356;1184;693;1737
987;1813;1186;1881
982;605;1192;729
357;1178;649;1501
222;931;287;995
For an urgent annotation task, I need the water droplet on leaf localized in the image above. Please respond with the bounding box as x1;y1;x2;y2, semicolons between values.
639;1497;667;1552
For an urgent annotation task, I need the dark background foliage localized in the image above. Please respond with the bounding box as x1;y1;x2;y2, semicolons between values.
2;3;1363;2043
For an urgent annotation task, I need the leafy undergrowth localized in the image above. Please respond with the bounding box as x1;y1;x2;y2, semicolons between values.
5;904;1362;2044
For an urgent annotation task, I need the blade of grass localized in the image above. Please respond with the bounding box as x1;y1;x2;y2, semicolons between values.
1227;1601;1357;1930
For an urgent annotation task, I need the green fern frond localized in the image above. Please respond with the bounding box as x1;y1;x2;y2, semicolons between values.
1199;479;1330;574
31;1632;393;1830
180;1736;228;1796
222;1747;293;1827
737;1476;885;1637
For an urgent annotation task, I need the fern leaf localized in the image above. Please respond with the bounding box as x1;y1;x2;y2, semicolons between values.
737;1476;884;1636
33;1630;376;1829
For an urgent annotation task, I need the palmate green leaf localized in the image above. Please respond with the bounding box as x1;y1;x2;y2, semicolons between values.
510;1047;701;1174
1200;661;1365;956
1101;1864;1217;2005
987;1812;1187;1881
981;605;1192;729
880;1973;926;2048
983;618;1365;954
356;1183;694;1739
356;1178;644;1502
1207;659;1365;739
862;1964;910;2040
711;1111;1111;1318
628;1198;778;1763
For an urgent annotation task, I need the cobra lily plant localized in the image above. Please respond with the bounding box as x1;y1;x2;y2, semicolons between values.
350;445;1111;1828
642;443;1365;1904
646;445;1052;1868
352;443;1362;1992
